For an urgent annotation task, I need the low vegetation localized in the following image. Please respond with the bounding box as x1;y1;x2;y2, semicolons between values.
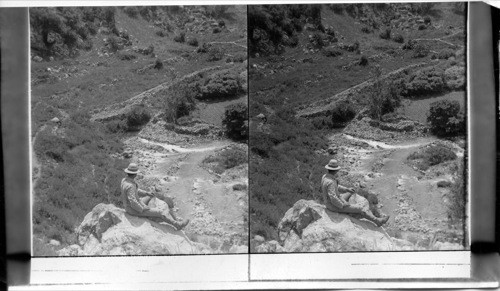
407;144;457;171
33;111;127;245
427;99;465;137
222;103;248;141
202;146;247;174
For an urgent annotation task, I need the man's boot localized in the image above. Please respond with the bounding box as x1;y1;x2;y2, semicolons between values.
360;211;390;227
162;215;190;230
171;218;190;230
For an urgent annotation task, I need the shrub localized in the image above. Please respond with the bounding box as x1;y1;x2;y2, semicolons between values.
213;27;222;33
361;26;372;34
207;46;225;61
222;103;248;141
187;37;199;47
117;52;137;60
322;46;342;57
407;144;457;171
288;34;299;47
330;101;356;125
379;28;391;40
392;33;404;43
125;106;151;129
198;70;242;100
405;67;446;97
155;30;167;37
427;100;465;137
418;24;427;31
358;55;369;66
410;3;436;15
173;31;186;43
412;43;430;58
310;32;325;48
402;39;416;50
107;36;121;52
424;16;432;24
153;59;163;70
105;119;127;133
226;53;246;63
123;6;139;18
203;147;247;174
438;48;455;60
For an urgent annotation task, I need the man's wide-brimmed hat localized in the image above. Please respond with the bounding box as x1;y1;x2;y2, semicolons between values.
325;159;341;171
124;163;139;174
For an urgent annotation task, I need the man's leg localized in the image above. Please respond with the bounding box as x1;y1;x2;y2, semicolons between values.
140;196;152;206
334;204;389;227
129;208;188;230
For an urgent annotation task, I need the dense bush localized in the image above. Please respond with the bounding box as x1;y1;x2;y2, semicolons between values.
30;7;117;58
155;30;167;37
379;28;391;40
249;5;323;55
123;6;139;18
116;52;137;60
330;101;356;125
187;37;199;47
424;16;432;24
410;3;436;15
407;144;457;171
404;67;446;97
427;100;465;137
203;146;247;174
392;33;404;43
173;31;186;43
322;46;342;57
107;36;121;52
207;46;225;61
222;103;248;141
367;67;403;120
412;43;430;58
361;26;372;34
437;48;455;60
358;55;369;66
310;32;325;48
198;70;243;100
402;39;416;50
125;106;151;129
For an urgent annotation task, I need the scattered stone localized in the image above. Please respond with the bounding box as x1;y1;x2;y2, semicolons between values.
253;235;265;243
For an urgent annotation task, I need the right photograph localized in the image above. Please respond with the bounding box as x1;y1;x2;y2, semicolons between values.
249;3;468;252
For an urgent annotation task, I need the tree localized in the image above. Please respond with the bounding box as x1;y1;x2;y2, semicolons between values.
427;100;465;137
222;103;248;141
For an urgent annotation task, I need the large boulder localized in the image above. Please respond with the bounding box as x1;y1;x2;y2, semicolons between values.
58;201;211;256
260;199;397;253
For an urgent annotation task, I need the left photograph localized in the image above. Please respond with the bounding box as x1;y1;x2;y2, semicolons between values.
30;6;248;256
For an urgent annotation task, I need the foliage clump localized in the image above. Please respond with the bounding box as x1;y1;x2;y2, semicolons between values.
407;144;457;171
222;103;248;141
197;70;244;100
404;67;446;97
427;100;465;137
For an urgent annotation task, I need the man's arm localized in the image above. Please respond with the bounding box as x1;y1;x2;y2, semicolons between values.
327;182;346;208
137;188;153;197
125;184;146;212
338;184;355;193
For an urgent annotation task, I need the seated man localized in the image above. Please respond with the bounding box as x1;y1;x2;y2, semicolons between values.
121;163;189;230
321;159;389;227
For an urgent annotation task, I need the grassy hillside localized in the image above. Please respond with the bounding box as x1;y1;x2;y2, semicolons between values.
31;5;247;254
249;3;466;241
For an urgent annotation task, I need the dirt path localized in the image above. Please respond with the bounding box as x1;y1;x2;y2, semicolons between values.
124;137;248;252
335;134;464;247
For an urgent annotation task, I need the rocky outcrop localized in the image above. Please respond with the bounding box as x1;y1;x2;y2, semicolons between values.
256;199;397;253
58;201;212;256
